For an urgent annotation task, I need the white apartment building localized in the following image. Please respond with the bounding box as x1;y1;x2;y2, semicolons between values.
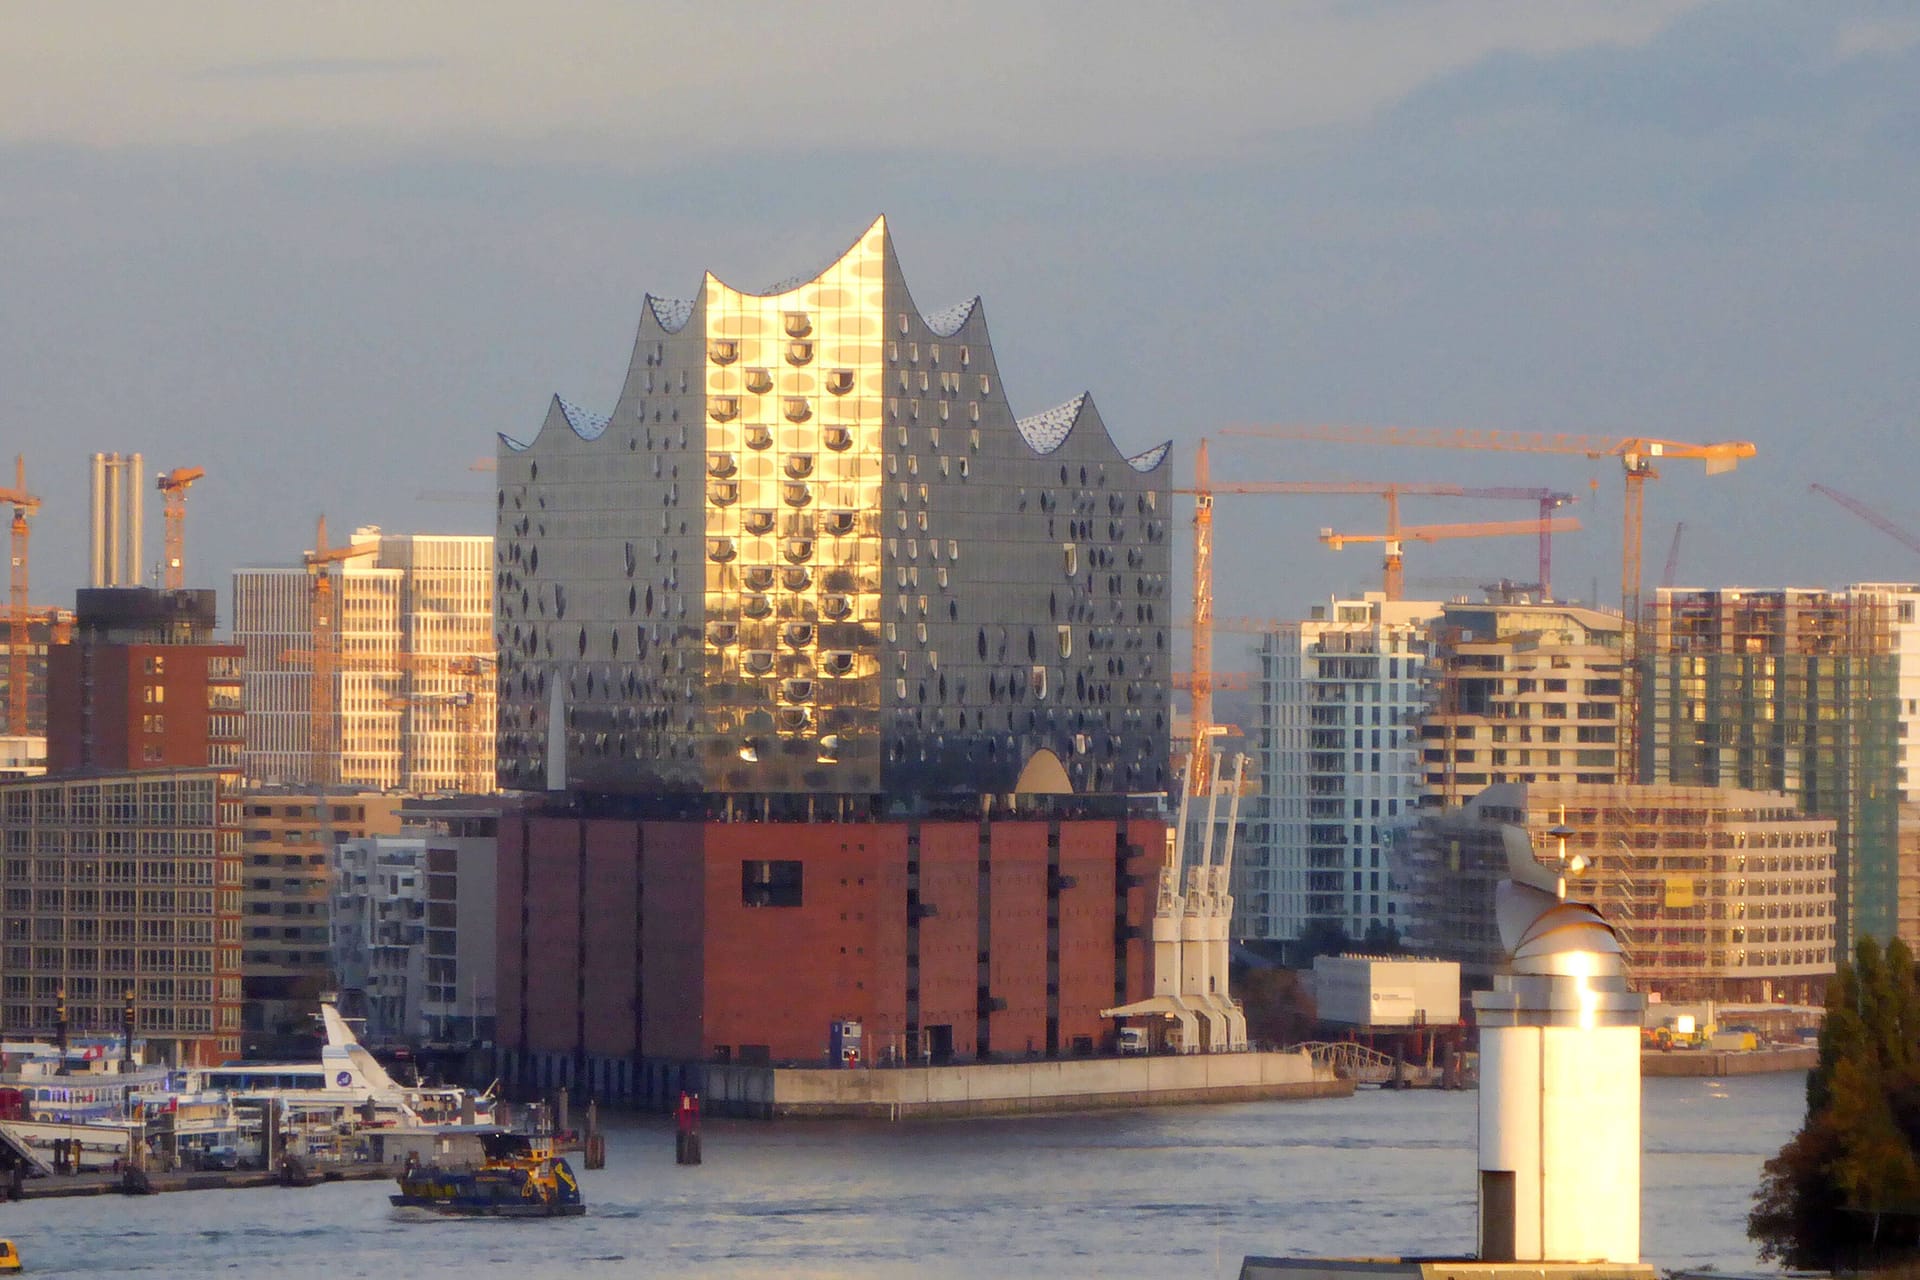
332;799;499;1046
1849;584;1920;803
234;529;495;792
1249;594;1442;944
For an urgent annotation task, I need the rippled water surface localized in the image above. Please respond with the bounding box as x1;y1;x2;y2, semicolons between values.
5;1072;1802;1278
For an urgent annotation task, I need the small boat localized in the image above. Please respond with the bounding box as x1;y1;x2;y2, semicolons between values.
0;1237;20;1272
390;1129;583;1217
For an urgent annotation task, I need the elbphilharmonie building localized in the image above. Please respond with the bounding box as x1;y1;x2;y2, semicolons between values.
495;217;1172;803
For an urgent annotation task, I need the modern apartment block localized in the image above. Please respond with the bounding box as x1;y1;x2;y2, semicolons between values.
45;588;244;774
493;218;1173;1099
233;529;495;793
1248;594;1441;943
1417;601;1626;803
0;768;243;1063
332;796;500;1047
1399;781;1835;1001
238;790;404;1055
1640;587;1899;949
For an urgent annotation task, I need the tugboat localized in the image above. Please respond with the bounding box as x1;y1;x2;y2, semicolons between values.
391;1129;584;1217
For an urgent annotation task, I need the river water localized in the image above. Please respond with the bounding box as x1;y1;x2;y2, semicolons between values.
6;1072;1801;1278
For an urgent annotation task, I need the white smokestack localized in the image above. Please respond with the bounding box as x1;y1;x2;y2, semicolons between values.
126;452;143;586
89;453;107;588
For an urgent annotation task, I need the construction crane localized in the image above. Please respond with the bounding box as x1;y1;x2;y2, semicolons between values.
0;458;42;736
1320;514;1582;596
1810;483;1920;557
155;466;205;591
1218;425;1756;626
285;642;493;791
298;516;379;789
1179;480;1579;600
1188;439;1216;795
446;653;497;793
1660;521;1687;590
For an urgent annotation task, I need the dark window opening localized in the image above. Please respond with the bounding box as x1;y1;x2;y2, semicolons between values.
742;859;803;908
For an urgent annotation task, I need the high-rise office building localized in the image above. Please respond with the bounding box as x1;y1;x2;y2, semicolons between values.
493;218;1173;1096
494;215;1172;802
234;529;494;792
1640;587;1899;949
1248;594;1441;943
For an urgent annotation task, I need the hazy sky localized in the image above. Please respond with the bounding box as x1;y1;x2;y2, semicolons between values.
4;2;1918;659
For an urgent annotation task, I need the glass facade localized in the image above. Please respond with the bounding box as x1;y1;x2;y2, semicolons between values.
495;218;1172;800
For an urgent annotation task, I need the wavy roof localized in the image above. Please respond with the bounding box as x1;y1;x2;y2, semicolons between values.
923;298;979;337
1125;442;1172;473
1014;395;1088;456
647;295;694;333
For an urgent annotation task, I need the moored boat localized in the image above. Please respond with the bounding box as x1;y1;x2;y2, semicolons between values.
390;1129;583;1217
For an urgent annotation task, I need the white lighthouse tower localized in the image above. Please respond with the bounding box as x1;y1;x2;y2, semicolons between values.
1472;824;1646;1264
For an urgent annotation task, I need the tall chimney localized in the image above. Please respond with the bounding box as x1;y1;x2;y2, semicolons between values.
125;452;143;586
103;454;123;587
89;453;108;588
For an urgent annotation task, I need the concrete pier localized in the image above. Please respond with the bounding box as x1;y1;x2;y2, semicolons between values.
701;1050;1348;1119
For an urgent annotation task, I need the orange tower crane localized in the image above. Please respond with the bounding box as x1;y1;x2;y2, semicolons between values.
1319;514;1583;593
447;653;497;792
0;457;43;735
286;643;493;791
1220;426;1757;778
1218;425;1756;627
299;516;378;788
155;467;206;591
1180;480;1578;600
1188;439;1215;795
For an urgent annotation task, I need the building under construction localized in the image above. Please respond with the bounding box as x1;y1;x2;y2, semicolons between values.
1640;587;1899;949
1399;780;1835;1002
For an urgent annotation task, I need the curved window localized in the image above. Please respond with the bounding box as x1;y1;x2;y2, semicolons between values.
822;593;853;620
784;538;814;564
707;452;737;478
706;622;738;647
743;593;773;619
708;339;739;365
826;370;855;396
783;623;814;648
707;537;737;563
823;510;856;537
708;480;738;506
709;397;739;423
784;454;815;479
782;566;812;592
783;481;812;508
822;651;855;677
783;397;812;423
743;509;776;536
783;312;812;338
782;678;814;703
742;650;775;676
745;423;774;450
786;340;813;366
744;565;776;592
744;368;774;395
823;425;853;452
777;707;813;732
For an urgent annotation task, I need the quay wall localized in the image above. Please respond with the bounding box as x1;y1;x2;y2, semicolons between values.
1639;1045;1816;1077
702;1050;1349;1119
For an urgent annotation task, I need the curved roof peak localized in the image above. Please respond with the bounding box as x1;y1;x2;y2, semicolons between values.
646;294;694;333
1015;394;1089;456
557;396;611;441
1125;442;1172;473
923;297;979;337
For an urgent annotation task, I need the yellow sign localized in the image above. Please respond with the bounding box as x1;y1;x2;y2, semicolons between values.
1664;875;1696;908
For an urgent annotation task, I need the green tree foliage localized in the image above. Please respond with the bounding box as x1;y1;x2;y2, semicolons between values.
1751;937;1920;1267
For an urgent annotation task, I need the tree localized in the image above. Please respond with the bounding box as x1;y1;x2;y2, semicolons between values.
1751;937;1920;1267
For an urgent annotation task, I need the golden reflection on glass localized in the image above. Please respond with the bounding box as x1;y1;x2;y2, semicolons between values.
703;225;886;788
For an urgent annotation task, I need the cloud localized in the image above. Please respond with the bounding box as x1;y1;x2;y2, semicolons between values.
1833;16;1920;61
0;1;1698;160
191;56;445;82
